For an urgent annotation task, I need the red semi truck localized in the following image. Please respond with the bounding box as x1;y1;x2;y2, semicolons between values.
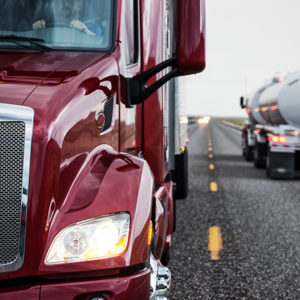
0;0;205;299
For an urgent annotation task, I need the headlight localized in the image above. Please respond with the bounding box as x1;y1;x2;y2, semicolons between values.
45;213;130;265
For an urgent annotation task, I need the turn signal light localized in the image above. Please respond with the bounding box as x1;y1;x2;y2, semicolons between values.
148;221;153;246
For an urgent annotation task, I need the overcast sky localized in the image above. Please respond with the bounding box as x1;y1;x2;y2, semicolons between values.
182;0;300;117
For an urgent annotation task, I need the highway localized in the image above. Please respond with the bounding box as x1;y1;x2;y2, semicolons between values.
169;120;300;299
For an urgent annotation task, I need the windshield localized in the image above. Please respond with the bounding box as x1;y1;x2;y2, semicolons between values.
0;0;114;51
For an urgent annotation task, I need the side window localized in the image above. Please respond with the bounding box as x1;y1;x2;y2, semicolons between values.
125;0;138;65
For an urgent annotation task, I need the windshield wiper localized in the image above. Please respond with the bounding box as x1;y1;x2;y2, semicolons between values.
0;35;53;51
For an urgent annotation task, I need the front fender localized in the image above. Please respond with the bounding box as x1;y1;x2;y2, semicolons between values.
39;145;154;274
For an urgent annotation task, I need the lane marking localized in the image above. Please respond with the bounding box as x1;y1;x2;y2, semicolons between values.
210;182;218;192
208;154;213;159
208;147;213;152
209;164;215;170
208;226;223;260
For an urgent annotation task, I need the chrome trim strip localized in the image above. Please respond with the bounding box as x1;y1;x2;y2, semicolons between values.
0;103;34;273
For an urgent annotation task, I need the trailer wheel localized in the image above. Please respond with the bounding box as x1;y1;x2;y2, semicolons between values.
253;142;266;168
174;147;188;199
243;136;253;161
266;151;271;177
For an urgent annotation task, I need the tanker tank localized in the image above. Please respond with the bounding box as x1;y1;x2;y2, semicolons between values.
258;71;300;128
247;84;271;125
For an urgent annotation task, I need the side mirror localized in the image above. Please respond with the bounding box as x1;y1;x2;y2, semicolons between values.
176;0;206;75
240;96;246;108
126;0;206;106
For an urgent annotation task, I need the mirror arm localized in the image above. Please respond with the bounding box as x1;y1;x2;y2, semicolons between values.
126;56;179;107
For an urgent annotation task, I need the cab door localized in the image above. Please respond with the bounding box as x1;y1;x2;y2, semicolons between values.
118;0;142;156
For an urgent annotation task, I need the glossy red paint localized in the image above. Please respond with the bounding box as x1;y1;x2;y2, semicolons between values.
0;46;155;283
0;0;205;296
154;182;174;260
0;269;150;300
113;0;143;157
177;0;206;75
141;0;166;182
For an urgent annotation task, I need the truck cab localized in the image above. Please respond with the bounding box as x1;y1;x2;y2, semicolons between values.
0;1;205;299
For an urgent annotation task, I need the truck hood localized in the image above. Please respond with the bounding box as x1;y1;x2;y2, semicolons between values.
1;49;120;280
0;50;106;106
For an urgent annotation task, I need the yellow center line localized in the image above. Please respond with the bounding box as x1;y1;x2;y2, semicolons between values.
209;164;215;170
210;182;218;192
208;153;213;159
208;147;213;152
208;226;223;260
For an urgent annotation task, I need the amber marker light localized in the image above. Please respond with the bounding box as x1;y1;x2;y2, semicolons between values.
261;107;268;112
148;221;153;246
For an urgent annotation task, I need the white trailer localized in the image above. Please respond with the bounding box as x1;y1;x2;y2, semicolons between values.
240;72;300;178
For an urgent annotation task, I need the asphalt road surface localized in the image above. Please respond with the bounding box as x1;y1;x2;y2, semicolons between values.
169;120;300;299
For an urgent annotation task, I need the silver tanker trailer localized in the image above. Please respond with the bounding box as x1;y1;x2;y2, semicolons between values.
240;71;300;178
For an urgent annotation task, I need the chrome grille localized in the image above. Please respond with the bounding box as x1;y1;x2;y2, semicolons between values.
0;103;34;273
0;121;25;265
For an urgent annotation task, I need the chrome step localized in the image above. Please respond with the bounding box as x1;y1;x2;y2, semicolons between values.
149;253;171;300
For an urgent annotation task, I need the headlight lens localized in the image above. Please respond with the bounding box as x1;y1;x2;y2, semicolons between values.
45;213;130;265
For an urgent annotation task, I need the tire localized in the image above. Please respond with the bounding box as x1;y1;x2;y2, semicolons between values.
172;183;176;232
242;134;253;161
244;142;254;161
161;248;170;265
174;147;188;199
253;142;266;168
266;151;271;178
